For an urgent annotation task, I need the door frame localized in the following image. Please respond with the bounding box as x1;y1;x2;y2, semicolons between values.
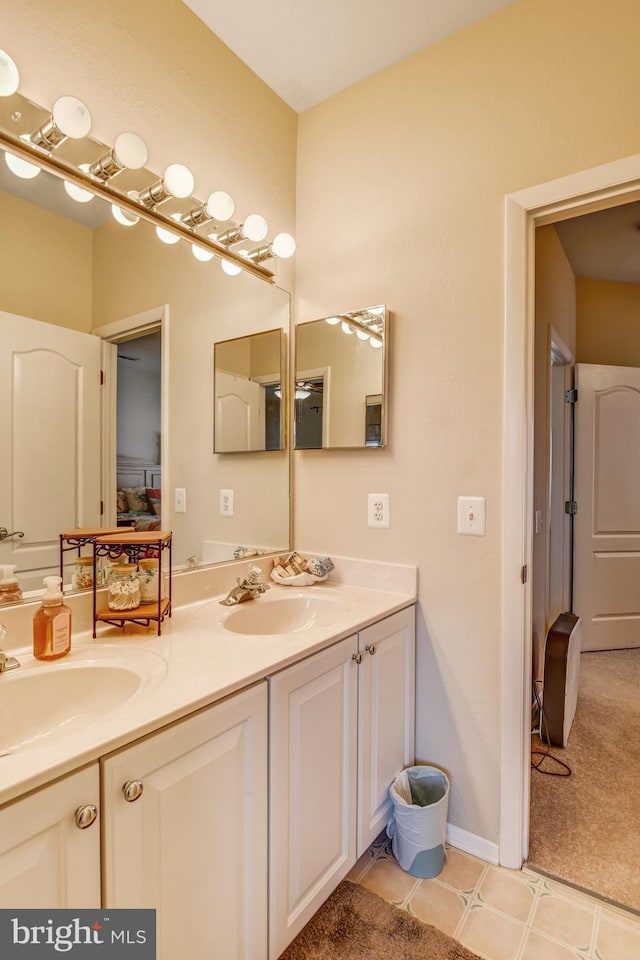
500;153;640;868
93;305;169;530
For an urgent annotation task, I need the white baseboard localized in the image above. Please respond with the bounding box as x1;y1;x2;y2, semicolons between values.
446;823;499;865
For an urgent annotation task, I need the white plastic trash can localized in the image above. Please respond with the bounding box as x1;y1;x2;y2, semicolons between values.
386;765;450;878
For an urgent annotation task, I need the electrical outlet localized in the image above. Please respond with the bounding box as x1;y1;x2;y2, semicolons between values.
174;488;187;514
220;489;234;517
368;493;390;528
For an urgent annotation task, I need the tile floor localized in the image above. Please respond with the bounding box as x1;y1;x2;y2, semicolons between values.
347;835;640;960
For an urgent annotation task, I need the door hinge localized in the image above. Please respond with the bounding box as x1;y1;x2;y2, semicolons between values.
521;564;528;584
564;500;577;516
100;369;104;385
565;388;578;404
100;499;104;516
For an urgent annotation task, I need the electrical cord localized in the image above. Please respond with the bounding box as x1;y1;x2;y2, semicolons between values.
531;680;572;777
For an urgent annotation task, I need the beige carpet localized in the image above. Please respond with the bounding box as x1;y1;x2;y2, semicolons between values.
528;648;640;912
278;880;483;960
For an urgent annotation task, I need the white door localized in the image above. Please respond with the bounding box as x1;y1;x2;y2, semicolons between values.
0;311;101;591
0;765;100;907
269;635;358;960
574;363;640;650
357;607;415;856
215;370;264;451
102;684;268;960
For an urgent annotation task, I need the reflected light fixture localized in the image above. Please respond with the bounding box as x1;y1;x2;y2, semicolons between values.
247;232;296;263
370;337;383;349
88;132;148;181
217;213;268;246
137;163;195;208
0;49;19;96
182;190;235;229
156;213;183;245
221;253;248;276
5;150;40;179
341;321;355;335
191;242;215;262
63;179;94;203
112;203;139;227
325;316;341;326
29;95;92;150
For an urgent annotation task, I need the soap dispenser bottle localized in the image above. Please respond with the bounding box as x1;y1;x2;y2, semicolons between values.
0;565;22;603
33;575;72;661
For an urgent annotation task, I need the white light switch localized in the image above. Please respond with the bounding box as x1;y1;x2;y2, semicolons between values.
174;488;187;514
457;496;485;536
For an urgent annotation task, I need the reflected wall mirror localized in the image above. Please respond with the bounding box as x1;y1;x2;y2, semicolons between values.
295;305;388;449
0;86;291;596
214;329;285;453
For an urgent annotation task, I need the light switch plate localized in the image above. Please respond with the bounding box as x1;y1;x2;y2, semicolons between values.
457;496;485;536
174;488;187;514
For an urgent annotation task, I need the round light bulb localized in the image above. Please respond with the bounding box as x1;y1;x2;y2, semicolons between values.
205;190;234;222
63;179;94;203
113;131;148;170
156;224;180;245
163;163;194;199
221;258;242;276
192;243;214;262
5;151;40;179
111;204;139;227
341;321;355;335
0;49;19;97
325;316;340;326
242;213;268;242
370;337;383;349
271;232;296;258
51;96;92;139
356;329;369;341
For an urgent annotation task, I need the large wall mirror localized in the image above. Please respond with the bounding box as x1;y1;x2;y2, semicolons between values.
295;305;388;449
0;93;290;596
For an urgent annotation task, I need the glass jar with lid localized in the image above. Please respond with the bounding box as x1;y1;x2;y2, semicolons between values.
138;558;159;603
108;563;141;611
72;556;94;590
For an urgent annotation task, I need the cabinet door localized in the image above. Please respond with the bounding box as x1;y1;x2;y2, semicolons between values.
358;606;415;856
0;765;100;907
102;683;268;960
269;635;358;960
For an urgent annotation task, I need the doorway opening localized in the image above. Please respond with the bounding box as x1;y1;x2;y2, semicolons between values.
501;152;640;882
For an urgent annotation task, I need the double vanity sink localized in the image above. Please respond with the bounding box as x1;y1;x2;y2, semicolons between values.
0;577;415;806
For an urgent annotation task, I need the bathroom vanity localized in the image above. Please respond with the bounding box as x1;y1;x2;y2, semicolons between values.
0;574;415;960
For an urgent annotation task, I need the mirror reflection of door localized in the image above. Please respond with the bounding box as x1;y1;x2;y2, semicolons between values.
294;378;324;449
0;310;101;591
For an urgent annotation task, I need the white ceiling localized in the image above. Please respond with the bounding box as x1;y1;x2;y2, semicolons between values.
182;0;519;112
554;201;640;285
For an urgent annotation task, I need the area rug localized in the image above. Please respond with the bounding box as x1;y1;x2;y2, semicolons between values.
278;880;482;960
528;648;640;912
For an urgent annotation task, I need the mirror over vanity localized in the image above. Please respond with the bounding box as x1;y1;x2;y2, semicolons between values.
295;305;388;449
0;85;291;594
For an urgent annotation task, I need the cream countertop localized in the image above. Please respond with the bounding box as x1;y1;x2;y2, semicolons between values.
0;574;416;808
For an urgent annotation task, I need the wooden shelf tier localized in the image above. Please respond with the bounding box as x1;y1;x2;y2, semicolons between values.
95;597;171;624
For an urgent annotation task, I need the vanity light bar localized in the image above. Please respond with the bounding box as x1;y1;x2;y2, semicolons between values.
0;46;292;282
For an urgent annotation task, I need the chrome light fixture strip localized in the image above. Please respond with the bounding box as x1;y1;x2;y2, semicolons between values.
0;129;275;283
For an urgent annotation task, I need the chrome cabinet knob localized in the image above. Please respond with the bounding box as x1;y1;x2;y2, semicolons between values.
74;804;98;829
122;780;144;802
365;643;376;655
352;652;363;664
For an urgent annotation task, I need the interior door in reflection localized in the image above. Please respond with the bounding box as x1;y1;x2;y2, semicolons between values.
294;379;324;449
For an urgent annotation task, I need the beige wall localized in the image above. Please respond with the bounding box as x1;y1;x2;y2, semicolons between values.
577;277;640;364
0;191;93;330
532;226;576;682
295;0;640;842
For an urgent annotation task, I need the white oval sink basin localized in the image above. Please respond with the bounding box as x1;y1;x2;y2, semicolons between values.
0;645;167;755
222;593;348;635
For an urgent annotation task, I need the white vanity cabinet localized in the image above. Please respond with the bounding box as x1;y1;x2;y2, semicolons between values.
101;682;268;960
0;764;101;908
269;605;415;959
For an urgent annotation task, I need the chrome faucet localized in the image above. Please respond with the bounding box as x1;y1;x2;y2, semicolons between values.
0;626;20;672
220;566;270;606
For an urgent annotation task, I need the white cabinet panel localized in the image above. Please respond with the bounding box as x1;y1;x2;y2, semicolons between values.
0;764;100;908
357;607;416;856
269;635;358;959
102;683;268;960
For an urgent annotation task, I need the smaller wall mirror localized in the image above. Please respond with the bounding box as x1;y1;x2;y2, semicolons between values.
214;328;285;453
295;305;388;449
